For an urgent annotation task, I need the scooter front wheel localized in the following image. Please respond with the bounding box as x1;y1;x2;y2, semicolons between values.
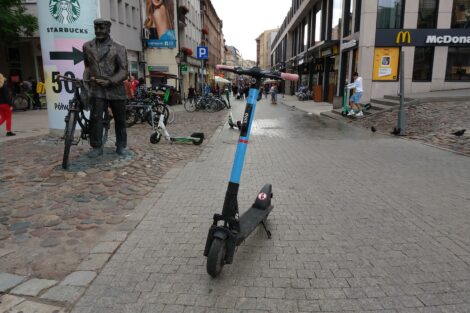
150;132;161;144
207;238;226;277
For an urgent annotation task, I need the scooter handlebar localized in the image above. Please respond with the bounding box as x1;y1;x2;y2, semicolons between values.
281;73;299;81
216;65;235;71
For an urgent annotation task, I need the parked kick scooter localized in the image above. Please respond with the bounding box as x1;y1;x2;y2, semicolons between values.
150;107;204;145
341;84;351;116
204;65;298;277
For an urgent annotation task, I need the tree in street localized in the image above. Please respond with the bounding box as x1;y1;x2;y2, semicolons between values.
0;0;37;42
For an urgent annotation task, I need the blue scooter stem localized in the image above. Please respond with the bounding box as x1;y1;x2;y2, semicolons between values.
229;87;258;184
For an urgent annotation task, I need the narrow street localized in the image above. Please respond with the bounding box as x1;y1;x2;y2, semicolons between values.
69;97;470;313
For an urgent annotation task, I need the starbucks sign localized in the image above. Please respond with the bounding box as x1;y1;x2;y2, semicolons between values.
49;0;81;24
38;0;97;130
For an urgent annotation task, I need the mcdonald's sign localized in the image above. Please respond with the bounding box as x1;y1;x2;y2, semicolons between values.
396;31;411;44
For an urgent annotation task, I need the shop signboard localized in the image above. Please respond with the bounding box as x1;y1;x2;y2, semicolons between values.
372;47;400;81
37;0;98;130
376;29;470;47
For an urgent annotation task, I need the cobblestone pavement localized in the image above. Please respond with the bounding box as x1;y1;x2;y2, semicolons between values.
71;97;470;313
0;106;226;280
353;101;470;156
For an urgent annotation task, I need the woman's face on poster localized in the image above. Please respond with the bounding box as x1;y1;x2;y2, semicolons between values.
151;0;164;7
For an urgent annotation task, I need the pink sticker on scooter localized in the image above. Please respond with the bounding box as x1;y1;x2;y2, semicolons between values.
258;192;267;200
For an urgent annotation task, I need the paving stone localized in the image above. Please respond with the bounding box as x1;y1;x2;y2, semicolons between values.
40;285;85;303
76;253;111;271
11;278;58;296
61;271;97;287
8;300;66;313
8;221;31;232
40;237;60;248
0;294;26;311
91;241;121;254
0;273;26;292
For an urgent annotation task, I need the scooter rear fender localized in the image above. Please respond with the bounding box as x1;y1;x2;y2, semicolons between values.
252;184;273;210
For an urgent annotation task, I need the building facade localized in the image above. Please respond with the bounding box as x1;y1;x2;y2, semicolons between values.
256;29;278;70
200;0;223;81
271;0;470;104
0;0;144;84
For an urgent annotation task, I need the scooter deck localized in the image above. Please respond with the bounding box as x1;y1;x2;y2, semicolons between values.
236;205;273;245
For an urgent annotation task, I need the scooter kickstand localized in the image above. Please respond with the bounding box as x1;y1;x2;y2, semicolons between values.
261;221;272;239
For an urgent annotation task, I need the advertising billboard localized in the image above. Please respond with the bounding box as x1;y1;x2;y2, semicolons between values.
144;0;177;48
373;47;400;81
37;0;98;130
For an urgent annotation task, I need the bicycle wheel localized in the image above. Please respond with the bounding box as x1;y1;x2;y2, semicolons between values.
12;95;29;111
125;108;138;128
102;111;111;146
166;106;175;124
205;100;218;113
62;110;78;169
184;98;196;112
147;105;168;126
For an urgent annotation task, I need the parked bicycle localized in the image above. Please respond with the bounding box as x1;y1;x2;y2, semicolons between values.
184;93;229;113
60;75;111;169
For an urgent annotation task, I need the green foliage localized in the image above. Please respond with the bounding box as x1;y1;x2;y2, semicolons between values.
0;0;38;42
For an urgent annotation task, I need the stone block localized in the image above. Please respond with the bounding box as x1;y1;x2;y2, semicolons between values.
11;278;58;296
61;271;97;287
7;300;66;313
76;253;111;271
0;294;25;312
91;241;121;254
0;272;26;292
40;285;85;303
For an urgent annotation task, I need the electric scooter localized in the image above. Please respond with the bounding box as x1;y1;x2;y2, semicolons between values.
341;85;351;116
204;65;299;277
342;84;371;116
149;90;204;145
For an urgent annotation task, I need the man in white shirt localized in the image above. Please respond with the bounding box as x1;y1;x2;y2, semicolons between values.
346;72;364;117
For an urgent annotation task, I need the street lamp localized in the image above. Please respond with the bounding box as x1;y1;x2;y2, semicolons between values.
175;51;184;103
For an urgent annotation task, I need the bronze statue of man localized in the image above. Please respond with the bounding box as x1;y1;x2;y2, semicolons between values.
83;18;128;157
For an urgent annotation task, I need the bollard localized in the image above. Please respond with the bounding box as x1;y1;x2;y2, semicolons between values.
396;51;406;135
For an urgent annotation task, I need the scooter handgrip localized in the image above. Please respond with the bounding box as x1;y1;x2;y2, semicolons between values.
281;73;299;81
216;65;235;71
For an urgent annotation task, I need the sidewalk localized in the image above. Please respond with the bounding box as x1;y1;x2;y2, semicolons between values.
279;94;332;116
70;98;470;313
0;109;49;143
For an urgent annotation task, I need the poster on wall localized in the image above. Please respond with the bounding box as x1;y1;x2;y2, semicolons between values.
144;0;177;48
373;47;400;81
37;0;98;130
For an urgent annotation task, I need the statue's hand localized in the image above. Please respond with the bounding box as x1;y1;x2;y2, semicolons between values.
95;78;111;87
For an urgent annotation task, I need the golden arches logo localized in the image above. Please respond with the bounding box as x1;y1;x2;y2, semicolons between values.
396;31;411;44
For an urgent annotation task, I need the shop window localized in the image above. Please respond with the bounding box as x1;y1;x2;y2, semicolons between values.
445;47;470;81
331;0;343;40
377;0;405;29
355;0;362;32
451;0;470;28
418;0;438;28
412;47;434;81
344;0;353;36
315;10;322;43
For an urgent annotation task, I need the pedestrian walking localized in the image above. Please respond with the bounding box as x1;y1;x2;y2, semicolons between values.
346;72;364;117
187;85;196;104
270;83;278;104
0;73;15;136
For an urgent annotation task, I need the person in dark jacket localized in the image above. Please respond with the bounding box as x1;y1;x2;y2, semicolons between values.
0;73;15;136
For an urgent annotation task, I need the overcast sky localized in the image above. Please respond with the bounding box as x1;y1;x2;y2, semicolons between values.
210;0;292;61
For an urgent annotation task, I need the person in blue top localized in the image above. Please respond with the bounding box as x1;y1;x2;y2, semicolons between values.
144;0;176;41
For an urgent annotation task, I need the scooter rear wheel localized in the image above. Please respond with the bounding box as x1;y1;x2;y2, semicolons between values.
207;238;226;277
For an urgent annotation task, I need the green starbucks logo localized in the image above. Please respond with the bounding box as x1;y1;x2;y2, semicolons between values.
49;0;81;24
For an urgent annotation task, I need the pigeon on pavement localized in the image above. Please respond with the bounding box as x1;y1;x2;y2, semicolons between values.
452;129;466;137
